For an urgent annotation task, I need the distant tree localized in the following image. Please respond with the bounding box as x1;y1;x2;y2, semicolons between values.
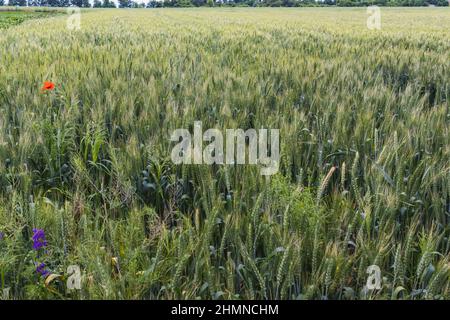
119;0;131;7
82;0;91;6
93;0;103;6
429;0;449;5
147;0;164;7
264;0;283;5
336;0;352;5
178;0;194;5
192;0;206;5
163;0;175;6
71;0;83;6
59;0;71;6
0;0;4;6
46;0;61;6
300;0;316;5
411;0;426;5
10;0;27;5
103;0;116;6
37;0;49;6
281;0;295;5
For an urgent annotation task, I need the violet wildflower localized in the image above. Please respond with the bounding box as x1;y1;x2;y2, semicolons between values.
0;231;4;240
32;228;48;251
36;262;50;278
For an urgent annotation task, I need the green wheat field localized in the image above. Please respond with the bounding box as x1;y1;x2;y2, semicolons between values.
0;7;449;300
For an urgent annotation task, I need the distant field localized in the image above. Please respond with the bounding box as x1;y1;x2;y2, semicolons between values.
0;11;34;29
0;9;58;29
0;8;449;300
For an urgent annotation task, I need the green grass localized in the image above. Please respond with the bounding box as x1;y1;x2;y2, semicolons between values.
0;11;32;29
0;9;59;30
0;8;449;300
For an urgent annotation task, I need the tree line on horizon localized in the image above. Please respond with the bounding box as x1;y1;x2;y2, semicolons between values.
0;0;448;9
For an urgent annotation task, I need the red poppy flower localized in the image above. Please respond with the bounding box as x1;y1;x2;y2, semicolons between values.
41;81;55;92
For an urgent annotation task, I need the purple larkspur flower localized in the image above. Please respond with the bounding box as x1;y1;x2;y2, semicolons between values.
32;228;47;251
36;262;50;278
0;232;4;240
